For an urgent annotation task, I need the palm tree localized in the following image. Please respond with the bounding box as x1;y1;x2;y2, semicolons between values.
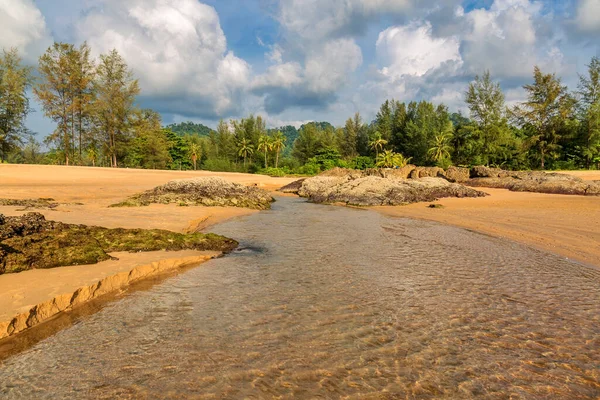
188;142;201;170
86;146;98;167
257;134;271;169
369;131;388;159
237;138;254;168
428;132;453;165
376;150;411;168
271;130;286;168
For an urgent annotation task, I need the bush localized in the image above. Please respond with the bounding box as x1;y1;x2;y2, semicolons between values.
349;156;375;170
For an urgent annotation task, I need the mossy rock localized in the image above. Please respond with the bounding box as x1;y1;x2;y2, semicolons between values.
0;213;238;275
111;177;274;210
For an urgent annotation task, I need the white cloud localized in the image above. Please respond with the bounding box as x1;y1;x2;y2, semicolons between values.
76;0;250;118
576;0;600;32
376;21;461;78
305;39;363;93
0;0;52;62
460;0;559;77
252;38;363;114
278;0;411;42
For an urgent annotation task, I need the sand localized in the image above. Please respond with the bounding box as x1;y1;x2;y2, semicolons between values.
374;187;600;269
0;250;221;323
0;164;296;337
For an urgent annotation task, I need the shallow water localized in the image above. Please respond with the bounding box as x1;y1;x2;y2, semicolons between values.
1;197;599;399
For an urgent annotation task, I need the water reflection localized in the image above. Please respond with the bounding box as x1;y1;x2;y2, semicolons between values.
1;197;599;399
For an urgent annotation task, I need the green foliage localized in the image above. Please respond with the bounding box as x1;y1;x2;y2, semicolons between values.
6;41;599;173
0;48;33;162
376;150;411;168
166;121;214;137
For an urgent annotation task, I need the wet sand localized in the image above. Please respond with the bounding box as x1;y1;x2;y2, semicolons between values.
375;187;600;269
0;250;221;323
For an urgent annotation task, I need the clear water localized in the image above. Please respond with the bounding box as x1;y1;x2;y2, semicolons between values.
1;197;599;399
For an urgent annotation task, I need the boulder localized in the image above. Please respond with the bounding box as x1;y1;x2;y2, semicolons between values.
444;166;470;183
409;167;445;179
112;177;274;210
278;179;306;194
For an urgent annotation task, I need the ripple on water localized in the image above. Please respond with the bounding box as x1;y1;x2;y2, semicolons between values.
1;197;599;399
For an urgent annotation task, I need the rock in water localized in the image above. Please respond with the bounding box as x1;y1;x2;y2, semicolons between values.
278;179;306;194
112;177;274;210
297;173;487;206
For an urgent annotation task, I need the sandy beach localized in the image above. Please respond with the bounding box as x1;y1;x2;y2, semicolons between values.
1;164;599;339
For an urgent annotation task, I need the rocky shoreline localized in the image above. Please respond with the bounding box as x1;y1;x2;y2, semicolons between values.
280;166;600;202
281;168;487;206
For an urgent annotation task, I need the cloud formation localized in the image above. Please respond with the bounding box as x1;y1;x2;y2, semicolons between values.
0;0;52;62
13;0;597;131
576;0;600;32
76;0;250;119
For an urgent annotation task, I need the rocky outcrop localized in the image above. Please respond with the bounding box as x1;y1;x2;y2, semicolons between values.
409;166;445;179
0;213;238;275
111;177;274;210
0;253;218;340
468;167;600;196
444;166;470;183
279;179;306;194
297;173;487;206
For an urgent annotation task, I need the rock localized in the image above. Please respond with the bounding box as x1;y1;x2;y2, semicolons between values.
467;170;600;196
297;174;487;207
0;212;57;241
387;165;417;180
0;214;238;275
409;166;445;179
470;166;509;178
444;166;470;183
111;177;274;210
278;179;306;194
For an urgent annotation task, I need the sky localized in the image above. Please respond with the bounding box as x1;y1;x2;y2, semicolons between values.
1;0;599;138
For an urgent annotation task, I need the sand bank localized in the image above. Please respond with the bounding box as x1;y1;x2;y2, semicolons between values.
0;250;221;339
0;164;295;339
0;164;296;232
374;187;600;269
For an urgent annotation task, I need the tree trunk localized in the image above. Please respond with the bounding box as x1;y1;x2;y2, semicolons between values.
275;150;280;169
264;149;267;169
540;147;545;170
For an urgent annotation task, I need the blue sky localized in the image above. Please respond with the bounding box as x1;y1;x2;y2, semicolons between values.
1;0;599;139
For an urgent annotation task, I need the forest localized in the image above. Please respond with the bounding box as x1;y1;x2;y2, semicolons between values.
1;42;599;175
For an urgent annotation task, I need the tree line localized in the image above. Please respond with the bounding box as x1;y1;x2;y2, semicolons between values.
1;42;599;173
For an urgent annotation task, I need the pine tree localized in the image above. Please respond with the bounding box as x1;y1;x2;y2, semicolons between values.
93;49;140;167
0;48;33;162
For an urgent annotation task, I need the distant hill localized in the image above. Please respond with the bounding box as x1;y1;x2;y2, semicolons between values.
166;122;215;137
